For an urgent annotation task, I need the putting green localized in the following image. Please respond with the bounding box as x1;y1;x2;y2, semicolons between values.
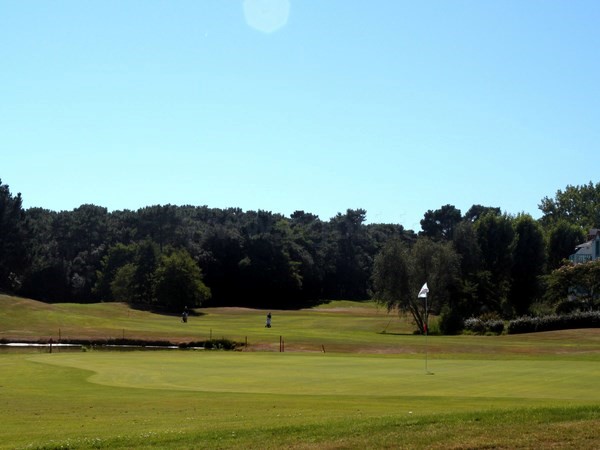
30;352;600;403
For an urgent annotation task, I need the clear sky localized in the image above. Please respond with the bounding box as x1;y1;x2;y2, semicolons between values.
1;1;598;230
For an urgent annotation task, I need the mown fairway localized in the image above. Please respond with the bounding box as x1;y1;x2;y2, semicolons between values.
1;295;599;449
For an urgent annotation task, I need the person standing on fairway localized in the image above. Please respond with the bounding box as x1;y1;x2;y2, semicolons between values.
181;306;188;323
265;312;272;328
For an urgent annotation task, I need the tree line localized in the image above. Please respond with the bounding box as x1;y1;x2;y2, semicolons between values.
1;178;599;325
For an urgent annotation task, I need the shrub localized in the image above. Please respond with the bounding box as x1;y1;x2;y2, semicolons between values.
439;307;464;335
486;319;505;334
463;316;505;335
464;317;485;334
203;338;238;350
507;311;600;334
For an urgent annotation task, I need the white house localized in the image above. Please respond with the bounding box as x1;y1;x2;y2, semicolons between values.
570;229;600;263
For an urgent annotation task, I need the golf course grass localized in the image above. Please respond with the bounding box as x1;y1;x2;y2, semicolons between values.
1;295;599;449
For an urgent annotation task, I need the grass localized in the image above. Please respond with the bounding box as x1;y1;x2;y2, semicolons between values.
1;294;599;448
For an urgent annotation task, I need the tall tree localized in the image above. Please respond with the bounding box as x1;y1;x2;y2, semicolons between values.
450;221;483;316
509;214;546;315
94;243;138;301
420;204;462;240
372;238;414;323
463;205;501;223
539;181;600;229
153;248;211;312
200;227;244;305
20;208;66;301
544;260;600;312
131;240;160;305
137;205;182;251
372;237;460;334
327;209;373;299
0;180;28;291
411;237;461;326
546;220;586;271
474;213;515;316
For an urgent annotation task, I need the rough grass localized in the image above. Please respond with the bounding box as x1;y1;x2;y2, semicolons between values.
1;295;599;449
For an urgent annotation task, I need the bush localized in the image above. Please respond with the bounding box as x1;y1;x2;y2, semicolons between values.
463;316;505;335
439;307;464;335
507;311;600;334
464;317;485;334
203;338;238;350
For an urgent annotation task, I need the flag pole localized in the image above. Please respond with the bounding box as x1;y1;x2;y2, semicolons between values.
425;293;429;374
418;282;433;375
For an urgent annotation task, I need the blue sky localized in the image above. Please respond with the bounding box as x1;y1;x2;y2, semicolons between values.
1;1;598;230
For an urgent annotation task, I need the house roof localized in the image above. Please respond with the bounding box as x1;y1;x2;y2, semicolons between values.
574;240;593;255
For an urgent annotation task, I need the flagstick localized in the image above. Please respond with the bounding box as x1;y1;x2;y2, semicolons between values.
425;293;429;373
418;283;433;375
425;294;433;375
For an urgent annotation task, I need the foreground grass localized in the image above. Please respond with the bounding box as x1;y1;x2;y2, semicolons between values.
1;295;599;448
1;351;599;449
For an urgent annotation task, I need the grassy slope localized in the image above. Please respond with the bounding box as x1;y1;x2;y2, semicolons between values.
2;294;600;357
1;295;600;449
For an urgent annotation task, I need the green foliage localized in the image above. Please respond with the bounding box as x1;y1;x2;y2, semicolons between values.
509;214;546;315
372;238;412;310
507;311;600;334
94;243;137;300
420;204;462;240
0;179;28;291
438;305;464;335
544;259;600;311
539;181;600;229
372;236;461;333
201;338;238;350
546;220;586;270
110;263;136;303
474;212;515;315
463;315;505;335
153;248;211;311
3;177;599;318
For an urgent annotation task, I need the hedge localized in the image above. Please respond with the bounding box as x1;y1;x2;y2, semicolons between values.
507;311;600;334
463;317;505;335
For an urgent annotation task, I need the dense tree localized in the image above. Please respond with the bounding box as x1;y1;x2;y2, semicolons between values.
414;238;461;311
474;213;515;316
153;248;211;312
544;260;600;312
137;205;182;251
199;227;244;305
509;214;546;315
452;221;481;278
289;211;326;301
130;240;160;305
449;221;483;317
94;240;159;305
372;238;414;323
463;205;501;223
546;220;586;271
372;236;460;333
539;181;600;229
0;180;28;291
110;263;137;303
4;176;595;322
419;204;462;240
19;208;68;302
326;209;373;299
94;243;138;301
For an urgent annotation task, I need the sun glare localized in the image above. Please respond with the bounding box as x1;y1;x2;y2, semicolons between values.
243;0;291;33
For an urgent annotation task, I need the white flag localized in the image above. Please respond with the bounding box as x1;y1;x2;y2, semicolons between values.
418;283;429;298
